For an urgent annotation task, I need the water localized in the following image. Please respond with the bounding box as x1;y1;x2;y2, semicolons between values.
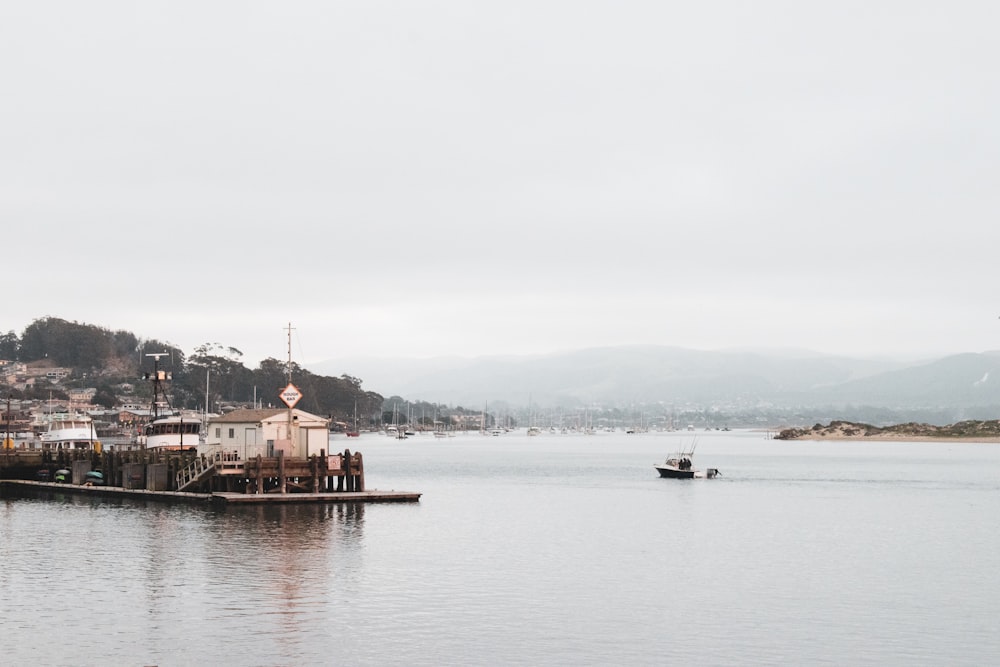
2;430;998;666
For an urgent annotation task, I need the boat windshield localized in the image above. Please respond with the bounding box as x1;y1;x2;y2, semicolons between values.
145;421;202;436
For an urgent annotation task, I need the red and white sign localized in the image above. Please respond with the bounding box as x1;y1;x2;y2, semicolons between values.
280;383;302;408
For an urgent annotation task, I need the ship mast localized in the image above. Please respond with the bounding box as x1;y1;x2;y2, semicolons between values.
145;352;172;420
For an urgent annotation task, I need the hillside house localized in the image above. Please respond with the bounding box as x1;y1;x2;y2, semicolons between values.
44;369;70;382
68;388;97;404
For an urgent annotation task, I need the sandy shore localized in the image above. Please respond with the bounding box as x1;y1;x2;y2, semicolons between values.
770;422;1000;443
788;434;1000;443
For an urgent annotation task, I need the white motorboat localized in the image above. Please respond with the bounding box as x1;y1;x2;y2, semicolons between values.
654;440;719;479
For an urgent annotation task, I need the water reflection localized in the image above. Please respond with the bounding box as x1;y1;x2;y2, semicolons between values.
5;433;999;666
191;503;369;655
1;486;372;664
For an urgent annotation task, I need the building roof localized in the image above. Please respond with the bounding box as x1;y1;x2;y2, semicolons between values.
210;408;286;423
209;408;328;425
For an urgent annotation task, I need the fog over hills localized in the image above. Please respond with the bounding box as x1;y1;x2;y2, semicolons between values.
311;346;1000;416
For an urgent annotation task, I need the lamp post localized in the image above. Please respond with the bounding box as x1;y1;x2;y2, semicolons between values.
4;394;11;450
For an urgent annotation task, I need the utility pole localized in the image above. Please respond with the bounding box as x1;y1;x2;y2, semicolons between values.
277;324;303;454
4;394;11;450
285;322;295;444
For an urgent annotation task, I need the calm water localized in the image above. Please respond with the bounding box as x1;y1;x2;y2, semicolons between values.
2;430;998;666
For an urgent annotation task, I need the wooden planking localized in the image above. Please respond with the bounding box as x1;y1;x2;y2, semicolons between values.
1;479;212;502
2;447;404;501
211;490;422;504
1;480;420;505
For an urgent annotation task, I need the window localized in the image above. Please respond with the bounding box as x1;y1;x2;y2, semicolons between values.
228;428;235;438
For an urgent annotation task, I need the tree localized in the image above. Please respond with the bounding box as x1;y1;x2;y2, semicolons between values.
183;343;253;410
110;330;140;364
0;331;18;359
5;317;387;415
252;358;295;408
24;386;68;401
92;388;118;409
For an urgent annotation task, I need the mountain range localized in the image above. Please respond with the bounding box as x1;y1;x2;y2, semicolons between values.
311;345;1000;416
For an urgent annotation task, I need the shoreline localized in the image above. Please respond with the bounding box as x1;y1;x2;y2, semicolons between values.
769;420;1000;443
778;434;1000;443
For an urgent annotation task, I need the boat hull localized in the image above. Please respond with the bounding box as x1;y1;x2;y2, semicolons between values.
654;465;720;479
654;465;696;479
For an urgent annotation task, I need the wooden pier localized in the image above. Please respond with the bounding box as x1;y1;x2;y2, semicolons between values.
0;447;420;505
0;480;421;505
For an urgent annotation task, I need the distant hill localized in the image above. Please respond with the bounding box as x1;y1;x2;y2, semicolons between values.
309;345;1000;412
818;352;1000;408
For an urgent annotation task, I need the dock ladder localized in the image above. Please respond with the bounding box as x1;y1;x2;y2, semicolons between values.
176;452;223;491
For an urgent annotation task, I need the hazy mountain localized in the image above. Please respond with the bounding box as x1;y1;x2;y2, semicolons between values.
819;351;1000;408
309;345;987;410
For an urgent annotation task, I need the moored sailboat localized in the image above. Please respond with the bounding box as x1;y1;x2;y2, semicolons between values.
346;402;360;437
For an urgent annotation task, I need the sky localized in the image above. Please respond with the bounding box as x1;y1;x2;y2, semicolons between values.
3;2;999;370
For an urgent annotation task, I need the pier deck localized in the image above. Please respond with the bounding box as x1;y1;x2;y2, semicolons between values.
0;480;421;505
211;490;421;504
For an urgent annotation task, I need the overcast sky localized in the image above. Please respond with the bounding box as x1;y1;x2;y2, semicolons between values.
3;2;998;369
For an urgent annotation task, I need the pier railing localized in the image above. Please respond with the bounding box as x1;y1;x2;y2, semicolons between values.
176;451;223;491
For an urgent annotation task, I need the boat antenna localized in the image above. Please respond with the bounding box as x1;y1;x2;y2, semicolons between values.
144;352;173;420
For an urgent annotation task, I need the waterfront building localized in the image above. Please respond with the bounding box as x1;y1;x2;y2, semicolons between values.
203;408;330;460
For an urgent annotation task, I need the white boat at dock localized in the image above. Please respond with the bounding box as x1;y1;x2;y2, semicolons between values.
142;414;203;450
39;412;99;450
138;352;204;450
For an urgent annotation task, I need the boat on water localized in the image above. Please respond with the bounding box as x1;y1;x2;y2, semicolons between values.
346;403;360;437
654;455;719;479
39;412;99;450
654;441;719;479
142;414;203;450
138;352;203;451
